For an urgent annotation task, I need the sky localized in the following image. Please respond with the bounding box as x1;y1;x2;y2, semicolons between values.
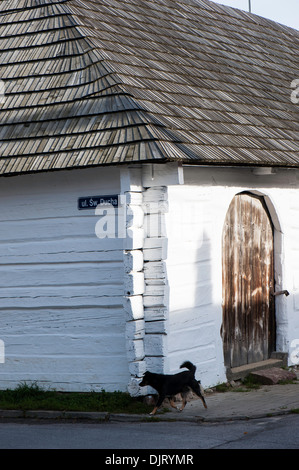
211;0;299;31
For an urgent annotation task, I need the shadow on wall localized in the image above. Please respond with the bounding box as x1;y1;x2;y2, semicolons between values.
167;230;225;388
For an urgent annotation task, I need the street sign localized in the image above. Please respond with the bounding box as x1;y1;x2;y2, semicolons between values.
78;195;119;210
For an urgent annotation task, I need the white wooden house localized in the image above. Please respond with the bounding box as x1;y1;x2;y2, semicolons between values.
0;0;299;393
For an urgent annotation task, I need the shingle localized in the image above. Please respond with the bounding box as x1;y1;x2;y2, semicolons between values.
0;0;299;175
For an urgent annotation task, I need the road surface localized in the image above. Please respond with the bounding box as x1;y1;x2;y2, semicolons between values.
0;414;298;449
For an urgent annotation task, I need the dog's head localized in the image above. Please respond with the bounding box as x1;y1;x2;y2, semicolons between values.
139;371;151;387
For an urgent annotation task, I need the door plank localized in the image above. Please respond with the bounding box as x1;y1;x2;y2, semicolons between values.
222;193;275;369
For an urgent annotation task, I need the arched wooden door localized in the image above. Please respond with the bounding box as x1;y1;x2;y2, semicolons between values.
222;193;276;369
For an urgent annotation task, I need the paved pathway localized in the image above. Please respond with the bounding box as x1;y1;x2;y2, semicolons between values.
0;372;298;424
161;382;299;422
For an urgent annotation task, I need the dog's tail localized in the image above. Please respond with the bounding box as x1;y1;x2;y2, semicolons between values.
180;361;196;374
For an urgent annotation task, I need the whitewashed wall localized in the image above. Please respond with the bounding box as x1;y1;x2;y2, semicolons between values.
0;166;130;392
3;162;299;394
165;166;299;387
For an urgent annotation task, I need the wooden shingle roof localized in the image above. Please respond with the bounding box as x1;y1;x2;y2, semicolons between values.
0;0;299;174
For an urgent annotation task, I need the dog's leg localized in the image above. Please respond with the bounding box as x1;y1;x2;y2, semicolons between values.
169;393;183;411
191;380;208;409
198;395;208;409
150;406;158;415
179;393;187;412
150;394;165;415
169;398;178;410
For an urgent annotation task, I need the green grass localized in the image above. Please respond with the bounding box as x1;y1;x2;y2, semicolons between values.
234;374;261;392
214;383;230;393
0;382;152;414
214;375;262;393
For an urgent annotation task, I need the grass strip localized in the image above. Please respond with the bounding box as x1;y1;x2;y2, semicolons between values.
0;382;151;414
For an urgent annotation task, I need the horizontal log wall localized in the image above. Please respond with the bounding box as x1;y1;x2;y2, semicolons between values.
121;167;147;396
0;166;130;392
143;185;169;374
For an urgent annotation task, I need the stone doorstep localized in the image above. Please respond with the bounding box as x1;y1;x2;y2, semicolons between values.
249;367;297;385
227;358;284;381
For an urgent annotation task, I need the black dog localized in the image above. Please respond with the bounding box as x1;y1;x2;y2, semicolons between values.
139;361;207;415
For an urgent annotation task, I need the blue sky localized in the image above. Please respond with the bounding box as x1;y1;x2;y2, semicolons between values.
211;0;299;31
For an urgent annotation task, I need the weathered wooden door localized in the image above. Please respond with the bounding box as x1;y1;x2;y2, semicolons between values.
222;193;275;369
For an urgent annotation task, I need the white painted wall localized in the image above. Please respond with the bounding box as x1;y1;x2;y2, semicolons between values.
2;162;299;393
165;166;299;387
0;166;130;392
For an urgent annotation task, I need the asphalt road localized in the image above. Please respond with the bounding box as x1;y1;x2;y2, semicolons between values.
0;414;298;449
